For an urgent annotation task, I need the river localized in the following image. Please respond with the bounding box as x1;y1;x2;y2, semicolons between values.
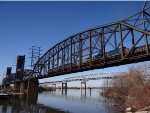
0;89;119;113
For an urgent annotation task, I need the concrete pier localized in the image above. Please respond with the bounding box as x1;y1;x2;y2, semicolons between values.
52;84;56;90
81;81;87;97
27;80;39;95
81;81;86;90
26;80;39;104
62;82;67;90
62;82;67;95
20;82;27;94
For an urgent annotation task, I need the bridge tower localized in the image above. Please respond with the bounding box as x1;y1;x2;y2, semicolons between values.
14;54;39;94
15;55;25;82
14;55;26;93
5;67;12;91
1;67;13;91
6;67;12;83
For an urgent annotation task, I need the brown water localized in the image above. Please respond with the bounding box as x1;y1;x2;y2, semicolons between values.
0;89;118;113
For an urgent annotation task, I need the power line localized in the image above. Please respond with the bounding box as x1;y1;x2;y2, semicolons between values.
29;46;42;70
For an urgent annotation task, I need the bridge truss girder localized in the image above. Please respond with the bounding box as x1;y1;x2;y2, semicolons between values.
24;5;150;80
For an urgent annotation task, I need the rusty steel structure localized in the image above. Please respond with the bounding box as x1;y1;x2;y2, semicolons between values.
24;3;150;80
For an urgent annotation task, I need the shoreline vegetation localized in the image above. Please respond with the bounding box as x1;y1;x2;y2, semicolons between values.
101;64;150;112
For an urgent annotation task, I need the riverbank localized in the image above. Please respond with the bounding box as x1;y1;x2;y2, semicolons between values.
101;65;150;112
101;71;150;113
101;89;126;112
101;85;150;112
126;106;150;113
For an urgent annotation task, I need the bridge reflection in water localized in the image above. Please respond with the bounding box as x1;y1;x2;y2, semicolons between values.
0;89;120;113
38;89;119;113
0;92;68;113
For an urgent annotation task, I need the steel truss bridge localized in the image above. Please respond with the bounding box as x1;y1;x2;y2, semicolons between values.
24;2;150;81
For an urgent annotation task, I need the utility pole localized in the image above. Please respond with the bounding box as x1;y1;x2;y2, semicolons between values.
29;46;42;70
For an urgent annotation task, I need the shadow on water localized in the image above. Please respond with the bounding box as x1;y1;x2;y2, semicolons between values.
0;92;69;113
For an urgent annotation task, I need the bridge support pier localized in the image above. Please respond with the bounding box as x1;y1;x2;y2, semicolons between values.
3;84;10;92
62;82;67;90
81;81;86;90
20;82;27;94
14;82;21;93
81;81;87;96
27;80;39;95
27;80;39;103
62;82;67;95
52;84;56;90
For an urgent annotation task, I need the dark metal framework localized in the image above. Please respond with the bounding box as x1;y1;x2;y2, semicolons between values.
30;46;42;70
24;3;150;80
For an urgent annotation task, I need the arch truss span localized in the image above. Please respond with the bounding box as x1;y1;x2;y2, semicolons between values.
24;4;150;80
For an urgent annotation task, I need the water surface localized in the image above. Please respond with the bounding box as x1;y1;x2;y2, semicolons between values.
0;89;118;113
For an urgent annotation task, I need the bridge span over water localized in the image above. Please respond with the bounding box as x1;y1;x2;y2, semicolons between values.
1;2;150;97
23;3;150;81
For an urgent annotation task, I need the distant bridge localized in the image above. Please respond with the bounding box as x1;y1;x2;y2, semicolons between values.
39;72;127;85
63;72;127;82
20;2;150;81
39;71;150;85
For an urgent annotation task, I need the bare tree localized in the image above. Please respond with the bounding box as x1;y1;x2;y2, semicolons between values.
102;63;150;110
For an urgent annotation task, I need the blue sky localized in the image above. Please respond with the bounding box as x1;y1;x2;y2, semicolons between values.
0;1;149;86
